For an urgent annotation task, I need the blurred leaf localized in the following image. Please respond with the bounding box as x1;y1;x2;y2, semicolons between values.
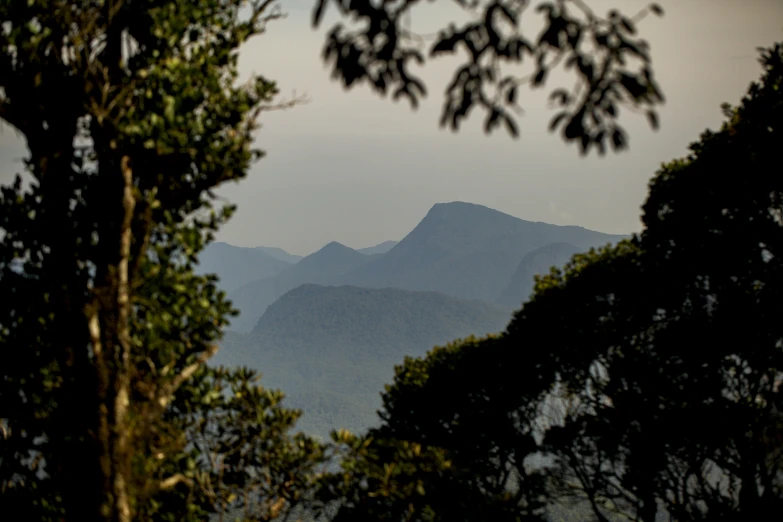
646;109;659;130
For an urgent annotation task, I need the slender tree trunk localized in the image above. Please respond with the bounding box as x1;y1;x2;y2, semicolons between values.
89;155;136;522
111;155;135;522
92;4;135;518
88;301;113;522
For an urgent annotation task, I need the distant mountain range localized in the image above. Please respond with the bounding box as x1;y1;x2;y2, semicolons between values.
206;202;626;332
199;240;399;331
195;242;292;294
226;241;377;332
212;284;512;437
339;202;626;303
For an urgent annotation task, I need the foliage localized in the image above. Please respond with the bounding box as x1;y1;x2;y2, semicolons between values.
141;366;329;522
0;1;324;521
317;41;783;522
317;427;541;522
312;0;665;155
314;336;550;522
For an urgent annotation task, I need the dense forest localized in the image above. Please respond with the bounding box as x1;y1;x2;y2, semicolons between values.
0;1;781;522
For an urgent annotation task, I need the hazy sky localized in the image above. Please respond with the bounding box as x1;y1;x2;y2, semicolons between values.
1;0;781;255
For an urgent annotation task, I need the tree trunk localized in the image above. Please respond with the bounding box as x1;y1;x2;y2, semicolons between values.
111;155;135;522
90;155;136;522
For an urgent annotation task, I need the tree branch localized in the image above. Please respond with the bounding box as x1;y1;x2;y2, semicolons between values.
155;344;219;411
158;473;193;491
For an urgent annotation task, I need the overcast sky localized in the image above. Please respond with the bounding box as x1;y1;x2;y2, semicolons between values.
1;0;781;255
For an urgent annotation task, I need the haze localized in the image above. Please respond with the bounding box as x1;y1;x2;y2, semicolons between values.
0;0;780;255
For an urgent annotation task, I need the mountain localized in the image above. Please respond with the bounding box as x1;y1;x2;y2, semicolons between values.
223;203;627;332
357;240;398;255
251;283;510;342
213;284;512;436
196;242;292;294
274;242;370;287
254;246;303;264
339;202;627;302
226;242;374;332
495;242;583;309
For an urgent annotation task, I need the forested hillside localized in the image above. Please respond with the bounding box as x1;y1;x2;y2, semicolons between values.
213;284;512;436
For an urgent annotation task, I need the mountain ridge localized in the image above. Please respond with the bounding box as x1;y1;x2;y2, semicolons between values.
196;241;292;294
227;242;373;332
496;242;584;308
357;240;399;255
253;245;303;264
338;201;627;302
221;201;628;332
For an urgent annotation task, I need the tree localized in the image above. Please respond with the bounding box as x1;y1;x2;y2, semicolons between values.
315;336;550;522
0;1;324;521
312;0;666;155
319;41;783;522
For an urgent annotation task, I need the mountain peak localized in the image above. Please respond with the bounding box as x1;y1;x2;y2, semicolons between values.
225;243;372;333
339;201;628;302
294;241;365;267
421;201;527;229
431;200;490;209
318;241;353;253
427;200;499;216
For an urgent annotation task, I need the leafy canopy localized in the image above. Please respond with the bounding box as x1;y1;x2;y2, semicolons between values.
317;41;783;522
312;0;665;155
0;1;324;521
